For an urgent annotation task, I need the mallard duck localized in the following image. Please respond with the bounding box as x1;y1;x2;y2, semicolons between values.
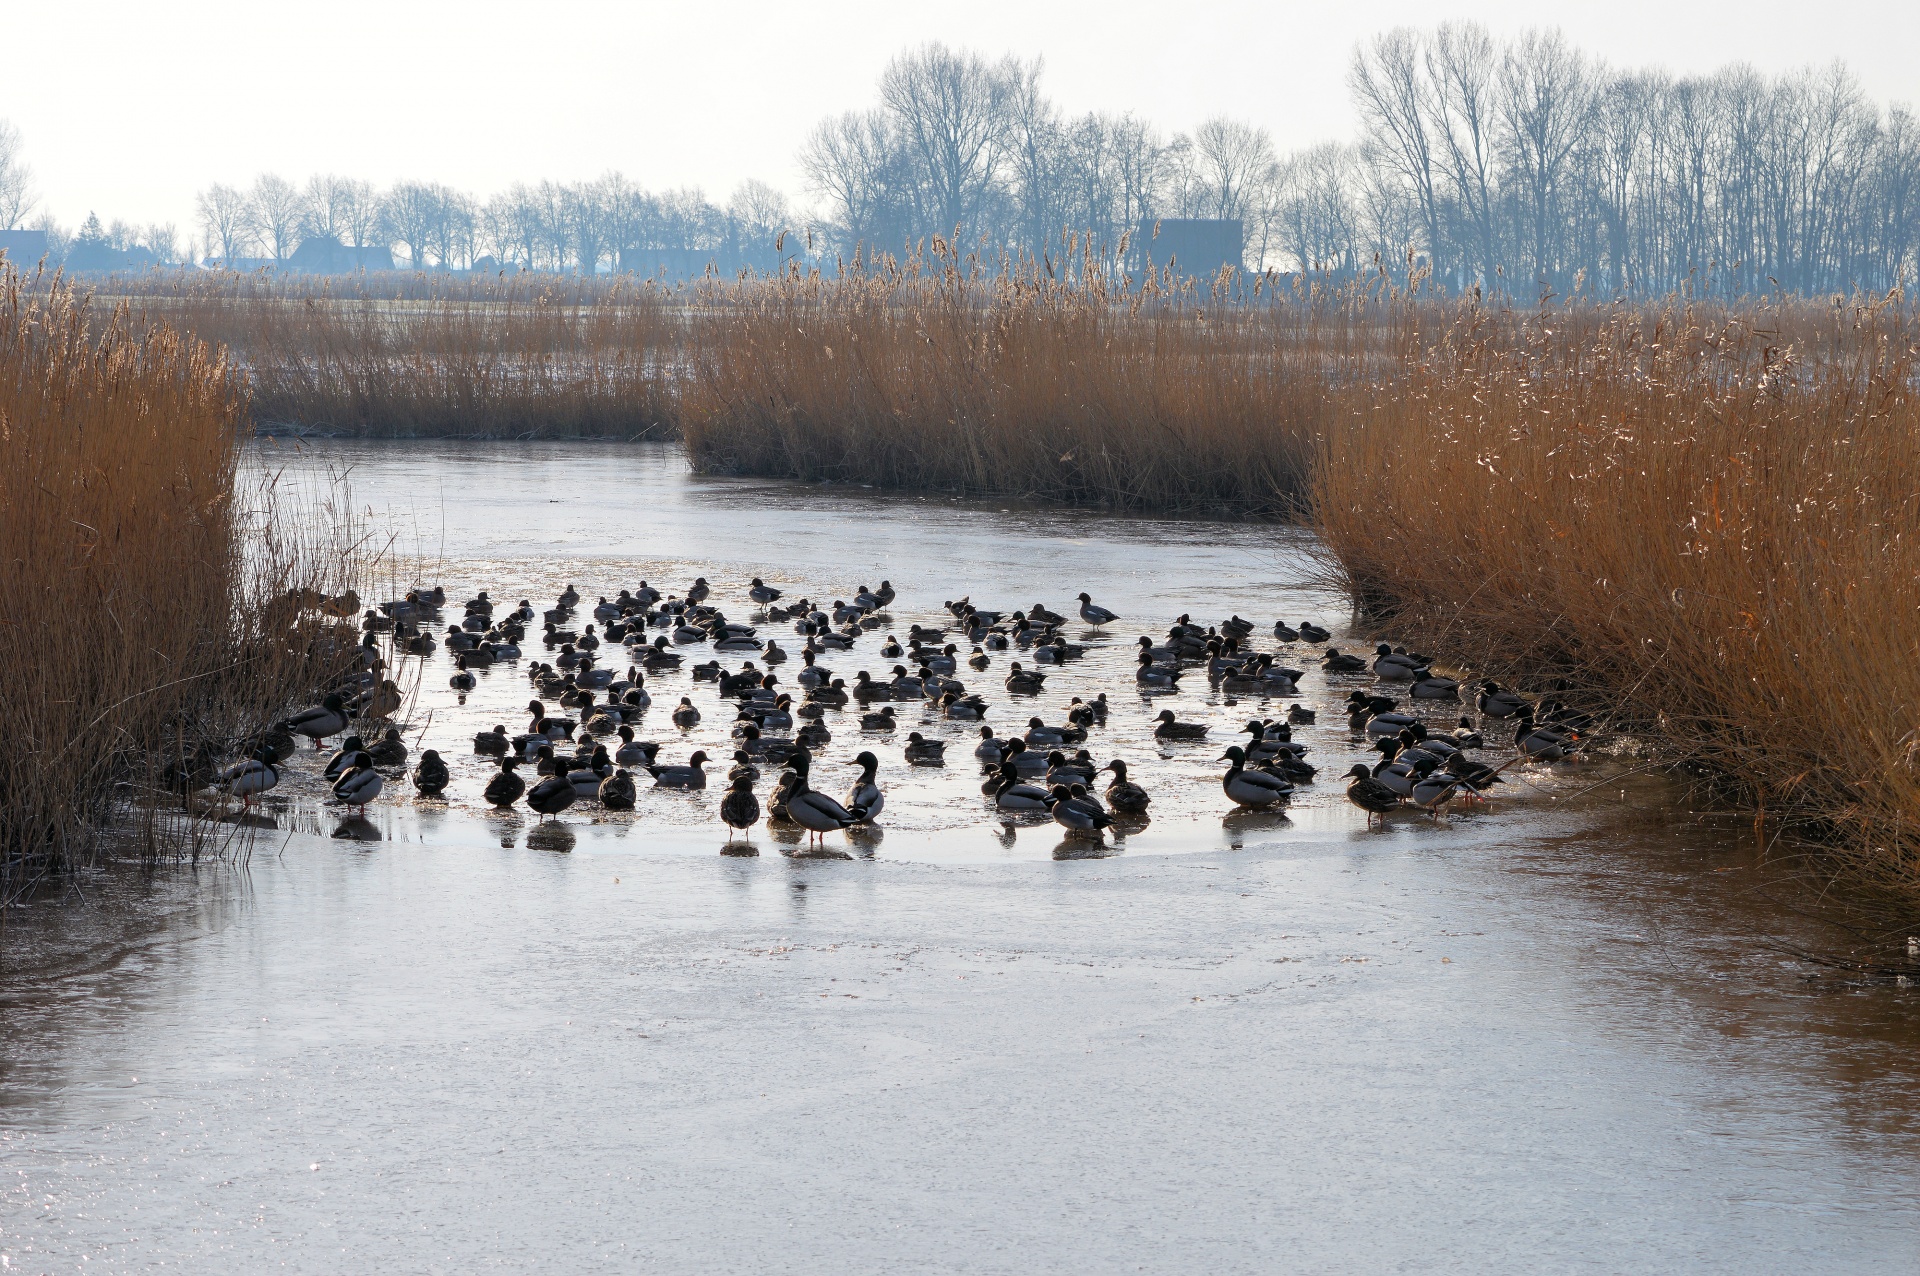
598;768;637;810
649;750;710;788
1286;704;1316;726
324;735;367;781
282;693;349;750
1101;759;1151;814
1512;713;1576;762
903;733;945;766
1153;709;1208;741
860;705;897;732
1297;623;1331;644
568;749;612;799
614;727;657;767
1409;770;1465;816
1449;718;1484;749
1343;764;1401;823
1004;662;1046;694
748;577;783;606
1369;741;1423;796
1321;648;1368;674
887;667;925;698
1075;593;1119;628
974;726;1006;764
331;753;383;811
720;774;761;840
220;750;281;805
1363;708;1419;738
671;698;701;727
1476;681;1528;720
1372;644;1420;681
852;670;893;701
412;750;450;797
1273;621;1300;642
1219;747;1292;808
525;775;575;820
1136;651;1181;688
367;727;409;768
484;756;526;807
1050;784;1113;835
1410;668;1461;700
846;751;884;821
990;763;1051;812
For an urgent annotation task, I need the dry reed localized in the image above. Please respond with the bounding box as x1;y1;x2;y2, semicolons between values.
1315;295;1920;886
676;248;1344;514
0;266;360;901
105;270;682;439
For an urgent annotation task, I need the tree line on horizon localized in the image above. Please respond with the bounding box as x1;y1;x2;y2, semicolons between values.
2;26;1915;296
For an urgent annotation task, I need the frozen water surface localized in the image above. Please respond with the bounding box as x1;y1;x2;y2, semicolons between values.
3;442;1917;1273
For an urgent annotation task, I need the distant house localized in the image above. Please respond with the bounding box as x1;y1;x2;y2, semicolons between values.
0;229;50;265
65;240;160;274
285;237;396;274
1133;219;1244;280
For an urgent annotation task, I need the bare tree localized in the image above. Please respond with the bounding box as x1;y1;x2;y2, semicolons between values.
0;119;34;231
800;110;897;253
1350;30;1445;278
1427;22;1501;287
1497;29;1601;286
381;182;442;269
1189;117;1276;223
248;174;305;263
879;42;1020;241
196;183;252;265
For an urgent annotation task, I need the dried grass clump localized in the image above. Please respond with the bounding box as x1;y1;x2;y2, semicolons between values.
112;270;682;439
1316;295;1920;885
0;266;357;900
677;246;1354;515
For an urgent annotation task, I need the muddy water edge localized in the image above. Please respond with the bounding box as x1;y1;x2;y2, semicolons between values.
2;440;1917;1273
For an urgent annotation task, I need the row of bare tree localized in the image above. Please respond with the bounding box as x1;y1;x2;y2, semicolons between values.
805;33;1920;295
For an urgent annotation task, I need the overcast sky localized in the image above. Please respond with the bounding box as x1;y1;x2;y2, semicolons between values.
9;0;1918;235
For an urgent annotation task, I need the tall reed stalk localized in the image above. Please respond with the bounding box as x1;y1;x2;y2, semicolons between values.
0;266;358;901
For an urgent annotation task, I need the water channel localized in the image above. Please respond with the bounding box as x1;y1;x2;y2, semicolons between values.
3;441;1916;1272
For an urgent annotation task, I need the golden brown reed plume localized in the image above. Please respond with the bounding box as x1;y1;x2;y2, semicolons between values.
676;244;1345;514
104;270;681;439
0;266;361;900
1316;295;1920;886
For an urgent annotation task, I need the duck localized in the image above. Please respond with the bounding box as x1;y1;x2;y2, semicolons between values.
852;670;893;701
1004;662;1047;694
1512;713;1577;762
220;750;281;806
887;666;925;698
282;693;349;750
940;691;989;720
1153;709;1209;741
568;747;613;799
720;774;761;840
649;750;710;788
1296;623;1331;644
728;751;763;784
1286;704;1316;726
449;657;476;693
1369;740;1424;797
614;726;658;767
860;705;898;732
1362;707;1420;738
598;768;638;810
331;753;384;811
1476;681;1528;720
1075;593;1120;628
974;726;1007;765
1136;651;1182;688
364;679;402;719
323;735;368;781
903;733;946;766
1409;770;1466;817
1410;667;1461;699
525;774;576;820
411;750;450;797
1273;621;1300;642
846;751;884;822
1100;759;1151;815
1343;764;1403;823
1449;718;1485;749
1372;644;1420;681
989;762;1052;812
367;727;409;768
1050;784;1113;836
1321;648;1368;674
1218;747;1292;808
671;698;701;727
479;756;525;807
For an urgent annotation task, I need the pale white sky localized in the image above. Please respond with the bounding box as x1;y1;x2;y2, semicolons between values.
9;0;1918;235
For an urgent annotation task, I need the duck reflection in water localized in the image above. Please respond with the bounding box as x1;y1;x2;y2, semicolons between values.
1052;836;1116;860
526;822;576;853
331;814;381;842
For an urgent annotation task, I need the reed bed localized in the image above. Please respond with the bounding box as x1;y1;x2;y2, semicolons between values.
1315;296;1920;886
108;270;682;439
676;250;1351;514
0;266;360;902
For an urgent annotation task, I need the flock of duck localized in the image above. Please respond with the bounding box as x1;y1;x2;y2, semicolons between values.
221;575;1591;849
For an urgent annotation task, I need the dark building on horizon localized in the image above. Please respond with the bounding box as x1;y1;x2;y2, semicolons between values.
1132;218;1243;280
